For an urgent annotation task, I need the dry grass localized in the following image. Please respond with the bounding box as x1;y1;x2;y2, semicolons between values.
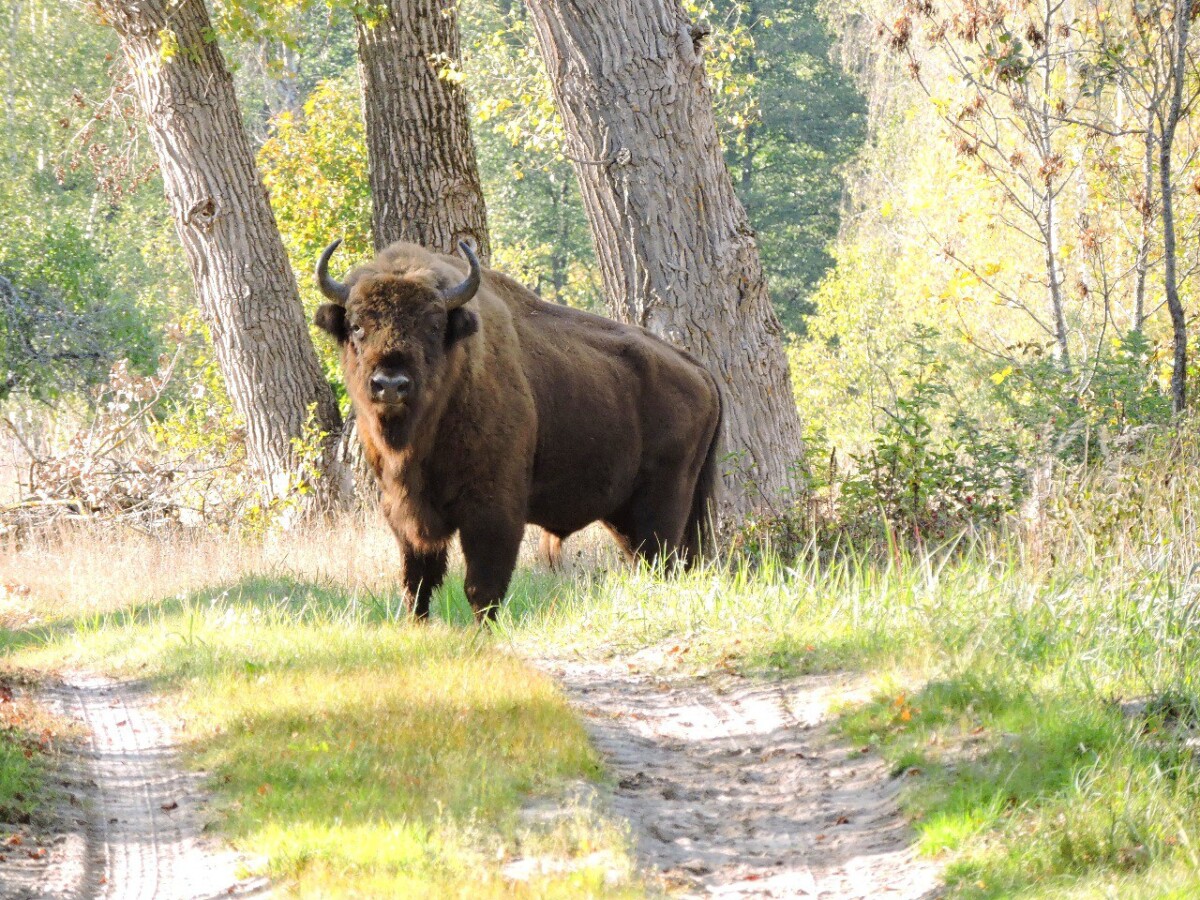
0;512;623;626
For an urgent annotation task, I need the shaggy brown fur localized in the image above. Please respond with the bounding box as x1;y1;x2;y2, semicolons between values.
315;241;722;620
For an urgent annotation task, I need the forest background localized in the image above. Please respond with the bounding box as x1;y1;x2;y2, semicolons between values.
2;0;1198;537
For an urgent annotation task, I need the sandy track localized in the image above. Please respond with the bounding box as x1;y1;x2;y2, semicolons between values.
542;660;942;899
1;675;266;900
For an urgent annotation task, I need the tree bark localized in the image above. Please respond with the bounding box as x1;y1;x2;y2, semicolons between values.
1037;0;1070;370
94;0;342;499
355;0;490;258
525;0;807;520
345;0;493;503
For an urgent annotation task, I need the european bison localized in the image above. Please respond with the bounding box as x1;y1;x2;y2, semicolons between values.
314;239;722;620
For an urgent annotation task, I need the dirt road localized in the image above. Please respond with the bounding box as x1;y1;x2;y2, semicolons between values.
1;675;265;900
3;663;938;899
542;658;942;899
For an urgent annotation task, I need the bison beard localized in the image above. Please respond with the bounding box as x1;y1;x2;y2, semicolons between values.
315;239;723;621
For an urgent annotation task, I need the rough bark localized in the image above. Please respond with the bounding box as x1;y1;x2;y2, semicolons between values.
525;0;807;520
94;0;342;498
355;0;490;258
345;0;492;503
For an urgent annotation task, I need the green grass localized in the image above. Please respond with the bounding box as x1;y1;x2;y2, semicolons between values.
0;668;77;836
0;714;42;827
490;539;1200;897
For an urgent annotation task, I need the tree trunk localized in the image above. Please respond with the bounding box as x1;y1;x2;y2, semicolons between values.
355;0;490;258
1161;0;1192;414
95;0;342;500
526;0;808;520
346;0;493;504
1037;0;1070;371
1134;114;1154;333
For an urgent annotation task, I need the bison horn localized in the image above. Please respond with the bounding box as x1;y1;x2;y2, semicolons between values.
316;239;350;305
442;240;481;310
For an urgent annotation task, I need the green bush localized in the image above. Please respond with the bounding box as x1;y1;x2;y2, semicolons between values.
840;327;1025;541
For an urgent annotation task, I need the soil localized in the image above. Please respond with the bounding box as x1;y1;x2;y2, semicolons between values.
537;655;943;899
0;674;267;900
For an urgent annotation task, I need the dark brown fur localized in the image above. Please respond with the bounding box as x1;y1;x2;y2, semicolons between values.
316;242;722;620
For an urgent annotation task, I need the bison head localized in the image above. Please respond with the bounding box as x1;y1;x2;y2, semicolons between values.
314;239;481;447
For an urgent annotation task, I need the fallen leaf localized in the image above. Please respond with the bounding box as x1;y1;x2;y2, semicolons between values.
161;800;178;812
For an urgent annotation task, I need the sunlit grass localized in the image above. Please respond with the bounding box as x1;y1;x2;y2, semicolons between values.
492;537;1200;896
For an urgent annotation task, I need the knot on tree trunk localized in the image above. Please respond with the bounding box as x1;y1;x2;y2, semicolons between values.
184;196;221;232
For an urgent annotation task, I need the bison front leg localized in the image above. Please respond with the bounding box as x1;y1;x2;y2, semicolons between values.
459;517;524;621
400;541;448;620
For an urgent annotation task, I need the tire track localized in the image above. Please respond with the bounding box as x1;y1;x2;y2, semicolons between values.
3;674;268;900
543;660;943;899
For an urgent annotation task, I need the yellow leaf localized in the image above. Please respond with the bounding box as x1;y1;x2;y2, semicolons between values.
991;366;1014;385
159;28;179;62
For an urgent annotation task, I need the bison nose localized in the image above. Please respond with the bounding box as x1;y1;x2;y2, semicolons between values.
369;371;412;403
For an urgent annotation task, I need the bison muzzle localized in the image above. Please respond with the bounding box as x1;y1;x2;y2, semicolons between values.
315;239;722;621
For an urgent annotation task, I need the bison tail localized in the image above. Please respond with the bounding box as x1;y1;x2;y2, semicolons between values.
684;380;723;565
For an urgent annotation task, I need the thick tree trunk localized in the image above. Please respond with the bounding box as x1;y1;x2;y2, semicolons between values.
355;0;490;258
526;0;807;520
95;0;342;500
345;0;492;504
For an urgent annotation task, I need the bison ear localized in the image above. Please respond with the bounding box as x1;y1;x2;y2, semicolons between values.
314;303;348;342
446;308;479;346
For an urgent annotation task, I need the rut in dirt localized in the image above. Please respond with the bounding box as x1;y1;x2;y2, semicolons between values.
1;674;266;900
545;659;942;899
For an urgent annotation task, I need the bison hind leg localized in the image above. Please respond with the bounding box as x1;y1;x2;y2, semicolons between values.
606;472;698;569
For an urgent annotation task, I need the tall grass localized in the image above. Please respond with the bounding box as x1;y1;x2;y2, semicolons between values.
0;521;643;896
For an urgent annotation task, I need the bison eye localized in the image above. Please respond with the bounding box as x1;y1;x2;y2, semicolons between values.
351;323;365;341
